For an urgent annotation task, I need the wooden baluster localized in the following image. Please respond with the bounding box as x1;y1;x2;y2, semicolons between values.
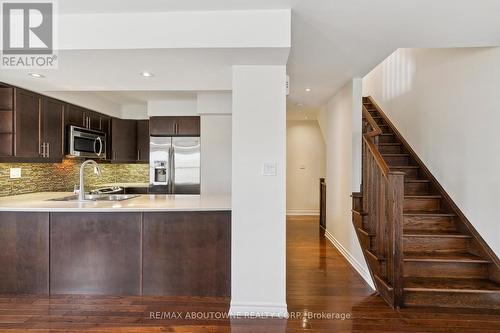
377;173;386;259
362;142;368;215
388;172;405;308
369;155;377;236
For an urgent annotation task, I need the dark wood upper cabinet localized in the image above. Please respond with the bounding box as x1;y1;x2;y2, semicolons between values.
136;120;150;162
65;105;106;131
1;88;63;162
149;116;200;136
111;118;137;162
15;89;42;158
101;115;110;135
176;116;200;136
0;87;14;156
65;104;86;128
86;110;102;131
150;117;177;136
41;97;64;161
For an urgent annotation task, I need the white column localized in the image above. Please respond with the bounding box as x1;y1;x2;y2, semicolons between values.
351;78;363;192
230;65;287;317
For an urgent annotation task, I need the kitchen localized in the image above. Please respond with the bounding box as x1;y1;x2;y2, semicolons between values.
0;82;232;297
0;5;289;321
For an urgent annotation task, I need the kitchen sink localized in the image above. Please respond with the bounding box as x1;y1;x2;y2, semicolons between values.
49;194;140;202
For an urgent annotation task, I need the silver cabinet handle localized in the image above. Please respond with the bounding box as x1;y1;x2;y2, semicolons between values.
46;142;50;158
137;149;140;161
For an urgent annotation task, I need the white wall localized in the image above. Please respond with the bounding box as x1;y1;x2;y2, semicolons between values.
286;120;326;215
318;79;374;289
147;99;197;116
200;115;232;195
363;47;500;256
121;104;148;119
197;92;232;115
230;65;287;316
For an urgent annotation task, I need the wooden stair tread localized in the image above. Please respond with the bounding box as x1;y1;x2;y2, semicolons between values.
365;250;385;261
392;165;419;169
404;179;430;183
382;153;410;156
404;230;470;238
404;277;500;293
404;252;490;263
405;195;441;199
357;227;374;237
403;212;455;217
379;142;401;146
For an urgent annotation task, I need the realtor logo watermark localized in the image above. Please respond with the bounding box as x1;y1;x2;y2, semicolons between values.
1;0;57;68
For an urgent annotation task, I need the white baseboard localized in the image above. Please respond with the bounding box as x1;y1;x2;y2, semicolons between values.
323;229;375;290
229;301;288;318
286;209;319;216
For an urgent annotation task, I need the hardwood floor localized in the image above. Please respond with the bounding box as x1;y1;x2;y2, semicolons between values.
0;216;498;332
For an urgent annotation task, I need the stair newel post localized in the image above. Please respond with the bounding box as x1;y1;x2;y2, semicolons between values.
388;171;405;308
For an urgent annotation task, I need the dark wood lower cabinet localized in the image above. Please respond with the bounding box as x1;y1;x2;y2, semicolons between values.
0;211;230;296
0;212;49;294
50;213;142;295
143;211;231;297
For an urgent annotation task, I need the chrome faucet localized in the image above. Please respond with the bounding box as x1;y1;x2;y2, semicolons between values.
78;160;102;201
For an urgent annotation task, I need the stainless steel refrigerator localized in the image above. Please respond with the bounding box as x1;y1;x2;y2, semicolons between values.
149;136;200;194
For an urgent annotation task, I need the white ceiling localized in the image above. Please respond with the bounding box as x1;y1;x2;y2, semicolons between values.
3;0;500;112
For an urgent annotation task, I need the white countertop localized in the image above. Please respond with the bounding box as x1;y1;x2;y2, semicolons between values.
0;192;231;212
96;183;150;188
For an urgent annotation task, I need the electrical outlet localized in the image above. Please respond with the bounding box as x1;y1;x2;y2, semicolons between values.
10;168;21;179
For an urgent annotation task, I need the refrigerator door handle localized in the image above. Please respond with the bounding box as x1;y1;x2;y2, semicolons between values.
170;145;175;194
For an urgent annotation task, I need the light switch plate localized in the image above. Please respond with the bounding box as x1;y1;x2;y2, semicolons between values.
262;162;277;176
10;168;21;179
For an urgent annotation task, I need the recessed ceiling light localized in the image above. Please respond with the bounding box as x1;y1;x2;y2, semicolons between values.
296;103;304;107
140;71;154;77
305;88;311;92
28;73;44;78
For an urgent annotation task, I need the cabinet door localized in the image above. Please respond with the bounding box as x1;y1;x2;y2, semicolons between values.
15;89;42;158
41;97;64;161
136;120;150;162
149;116;176;136
100;115;110;135
111;118;137;162
65;104;86;128
176;116;200;136
0;212;49;294
50;212;141;295
86;111;102;131
143;211;231;296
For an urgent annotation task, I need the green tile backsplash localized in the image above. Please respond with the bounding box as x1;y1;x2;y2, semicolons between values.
0;159;149;197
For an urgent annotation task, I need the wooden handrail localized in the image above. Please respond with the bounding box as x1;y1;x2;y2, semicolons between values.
362;105;382;138
362;105;390;176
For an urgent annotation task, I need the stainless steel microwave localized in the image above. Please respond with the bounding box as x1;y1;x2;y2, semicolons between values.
67;126;107;159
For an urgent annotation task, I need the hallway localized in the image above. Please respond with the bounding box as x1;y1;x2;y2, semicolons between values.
0;217;498;332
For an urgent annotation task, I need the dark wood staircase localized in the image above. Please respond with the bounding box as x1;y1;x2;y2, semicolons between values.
352;96;500;309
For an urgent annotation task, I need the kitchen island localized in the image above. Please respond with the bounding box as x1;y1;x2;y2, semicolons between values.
0;193;231;297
